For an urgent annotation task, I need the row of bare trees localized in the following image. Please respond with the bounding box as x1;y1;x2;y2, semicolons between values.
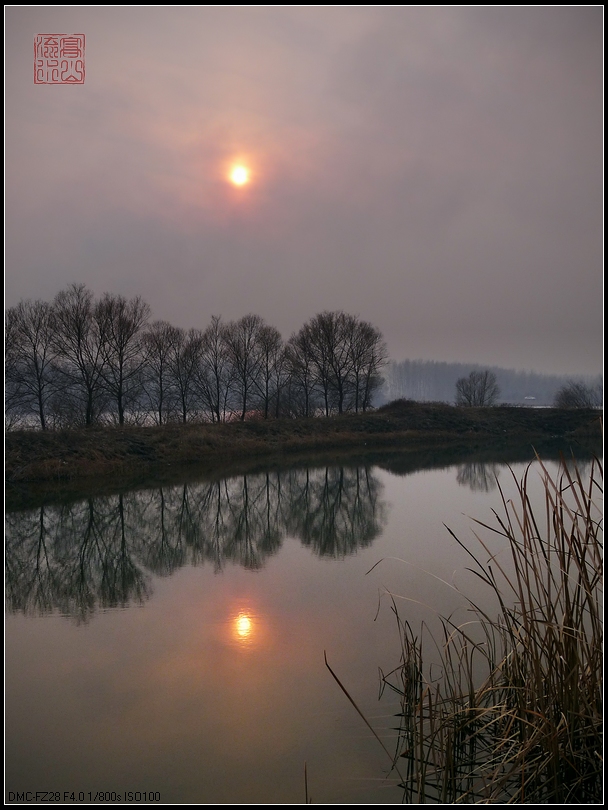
6;284;388;430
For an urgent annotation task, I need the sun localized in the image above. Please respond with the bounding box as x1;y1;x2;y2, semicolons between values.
229;165;250;186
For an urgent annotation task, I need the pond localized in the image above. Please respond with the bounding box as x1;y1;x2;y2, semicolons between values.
4;447;599;804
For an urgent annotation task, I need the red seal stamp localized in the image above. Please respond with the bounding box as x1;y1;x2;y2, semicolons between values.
34;34;85;84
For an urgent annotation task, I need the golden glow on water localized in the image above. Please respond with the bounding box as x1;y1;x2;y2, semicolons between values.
235;613;252;638
232;610;255;647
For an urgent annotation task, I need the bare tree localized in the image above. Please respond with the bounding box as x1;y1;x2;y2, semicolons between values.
271;341;291;418
143;321;181;424
5;306;26;428
323;312;356;414
254;324;284;419
5;300;59;430
52;284;108;426
347;319;388;412
291;312;387;415
455;370;501;407
194;316;234;423
95;293;150;425
284;331;319;418
167;328;203;423
553;381;602;408
294;312;347;415
223;314;266;420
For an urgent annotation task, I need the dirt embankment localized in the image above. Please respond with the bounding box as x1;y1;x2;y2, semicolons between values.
5;401;601;488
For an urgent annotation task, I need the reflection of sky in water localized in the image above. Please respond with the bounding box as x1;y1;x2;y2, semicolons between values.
5;456;601;803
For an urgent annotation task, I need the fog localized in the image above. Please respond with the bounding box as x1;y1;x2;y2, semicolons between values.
5;7;603;376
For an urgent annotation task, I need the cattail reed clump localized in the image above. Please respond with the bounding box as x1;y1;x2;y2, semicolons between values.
385;456;603;803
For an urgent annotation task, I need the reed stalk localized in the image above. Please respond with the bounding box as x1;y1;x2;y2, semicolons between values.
383;455;602;803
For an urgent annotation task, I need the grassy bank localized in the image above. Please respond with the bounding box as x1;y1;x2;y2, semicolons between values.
5;401;601;488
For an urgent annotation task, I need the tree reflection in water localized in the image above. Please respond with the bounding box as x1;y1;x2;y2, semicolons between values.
5;496;151;624
455;457;594;494
456;462;501;492
5;465;386;621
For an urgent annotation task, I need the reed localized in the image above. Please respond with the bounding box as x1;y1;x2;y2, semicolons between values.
382;455;603;803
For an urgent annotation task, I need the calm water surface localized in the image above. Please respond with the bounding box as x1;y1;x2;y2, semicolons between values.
5;453;593;804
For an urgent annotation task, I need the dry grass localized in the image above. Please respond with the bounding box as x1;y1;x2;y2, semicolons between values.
5;403;601;485
379;454;603;803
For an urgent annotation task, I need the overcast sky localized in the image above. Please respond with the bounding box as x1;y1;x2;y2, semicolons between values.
5;6;603;376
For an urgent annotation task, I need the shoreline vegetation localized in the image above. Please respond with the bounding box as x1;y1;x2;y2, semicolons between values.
376;454;603;803
6;401;601;496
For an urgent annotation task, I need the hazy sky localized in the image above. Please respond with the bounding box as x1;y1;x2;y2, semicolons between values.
5;6;603;376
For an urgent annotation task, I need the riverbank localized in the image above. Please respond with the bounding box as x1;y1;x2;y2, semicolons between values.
5;401;601;488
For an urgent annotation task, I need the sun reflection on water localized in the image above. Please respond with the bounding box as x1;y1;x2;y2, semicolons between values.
232;610;256;648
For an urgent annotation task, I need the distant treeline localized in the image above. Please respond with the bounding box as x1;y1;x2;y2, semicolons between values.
381;359;603;407
6;284;387;430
